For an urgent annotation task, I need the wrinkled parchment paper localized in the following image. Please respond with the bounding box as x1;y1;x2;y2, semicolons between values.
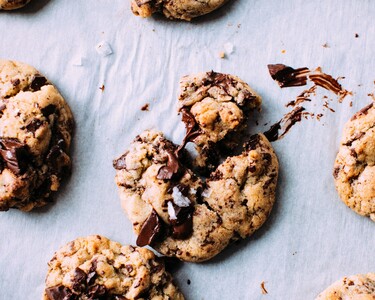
0;0;374;299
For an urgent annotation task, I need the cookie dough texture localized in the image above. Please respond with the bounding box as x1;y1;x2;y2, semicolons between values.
114;130;278;262
131;0;229;21
0;0;30;10
333;103;375;221
43;235;184;300
0;60;73;211
316;273;375;299
178;71;262;173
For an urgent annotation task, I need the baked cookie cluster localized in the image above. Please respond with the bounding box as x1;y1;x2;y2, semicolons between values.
0;0;30;10
113;72;279;262
131;0;229;21
0;60;73;211
43;235;184;300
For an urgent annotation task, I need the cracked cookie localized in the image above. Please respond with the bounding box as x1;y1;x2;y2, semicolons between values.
333;103;375;221
316;273;375;299
0;60;73;211
131;0;229;21
43;235;184;300
178;71;262;174
113;130;278;262
0;0;30;10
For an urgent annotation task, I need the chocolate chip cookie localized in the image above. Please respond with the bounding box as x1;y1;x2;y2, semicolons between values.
0;60;73;211
178;71;262;173
113;130;278;262
131;0;229;21
43;235;184;300
316;273;375;299
0;0;30;10
333;103;375;221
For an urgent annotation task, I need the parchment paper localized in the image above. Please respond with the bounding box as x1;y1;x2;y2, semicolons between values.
0;0;374;299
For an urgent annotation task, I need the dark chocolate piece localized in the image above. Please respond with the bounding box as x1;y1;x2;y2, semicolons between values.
169;204;193;240
88;284;106;298
268;64;309;88
157;149;181;180
136;210;163;247
45;285;76;300
309;73;343;95
113;152;128;170
30;75;48;91
176;108;201;155
0;138;30;175
42;104;57;118
72;268;87;292
25;119;43;133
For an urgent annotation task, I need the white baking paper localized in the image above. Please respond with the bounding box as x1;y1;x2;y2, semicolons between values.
0;0;374;299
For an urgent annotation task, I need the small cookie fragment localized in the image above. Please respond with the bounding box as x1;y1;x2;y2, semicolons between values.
0;0;30;10
0;60;73;211
333;103;375;221
131;0;229;21
43;235;184;300
178;71;261;173
114;130;278;262
316;273;375;299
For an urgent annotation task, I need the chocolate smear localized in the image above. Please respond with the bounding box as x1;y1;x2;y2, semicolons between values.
0;138;30;175
264;106;306;142
45;285;76;300
268;64;309;88
136;210;163;247
176;108;201;155
157;149;181;180
30;75;48;91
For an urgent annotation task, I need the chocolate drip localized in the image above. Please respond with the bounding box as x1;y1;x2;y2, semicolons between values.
264;106;306;142
157;149;181;180
136;210;163;247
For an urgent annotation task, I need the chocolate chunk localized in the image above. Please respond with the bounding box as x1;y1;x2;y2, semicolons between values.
11;78;20;86
136;210;163;247
157;149;181;180
0;138;30;175
176;108;201;155
42;104;57;118
268;64;309;88
113;152;128;170
45;285;76;300
263;122;281;142
333;167;340;179
87;260;98;286
25;119;43;133
169;204;193;240
30;75;48;91
88;284;106;299
351;103;373;120
72;268;87;292
246;134;261;150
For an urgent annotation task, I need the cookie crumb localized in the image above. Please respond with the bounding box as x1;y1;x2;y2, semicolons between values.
281;49;286;54
261;281;268;294
368;93;375;101
355;33;359;38
219;52;225;59
187;279;191;285
322;43;329;48
95;41;113;57
99;84;105;92
141;103;150;111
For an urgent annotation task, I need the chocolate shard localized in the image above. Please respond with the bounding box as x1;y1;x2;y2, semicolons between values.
176;108;201;155
351;103;373;121
25;119;43;133
263;122;281;142
268;64;309;88
169;205;193;240
30;74;48;91
86;260;98;286
72;268;87;292
113;152;128;170
41;104;57;118
45;285;76;300
157;149;181;180
136;210;163;247
0;138;30;175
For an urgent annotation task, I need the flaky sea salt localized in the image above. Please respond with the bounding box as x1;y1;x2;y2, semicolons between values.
95;41;113;57
167;201;177;220
201;189;212;198
224;42;234;54
172;186;190;207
